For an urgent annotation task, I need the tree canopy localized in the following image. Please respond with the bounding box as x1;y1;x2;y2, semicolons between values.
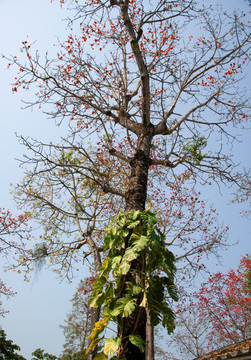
0;328;26;360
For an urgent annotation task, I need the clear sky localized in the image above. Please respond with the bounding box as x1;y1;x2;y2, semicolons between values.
0;0;250;359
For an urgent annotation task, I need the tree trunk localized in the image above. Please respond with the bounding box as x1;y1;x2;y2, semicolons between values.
145;307;154;360
120;134;152;359
87;239;102;360
125;149;150;213
87;307;101;360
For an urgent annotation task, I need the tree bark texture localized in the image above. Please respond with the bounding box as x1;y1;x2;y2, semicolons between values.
87;307;101;360
120;132;153;359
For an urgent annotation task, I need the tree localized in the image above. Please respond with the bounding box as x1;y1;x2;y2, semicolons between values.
196;254;251;346
0;328;26;360
31;348;58;360
164;301;214;360
6;0;251;358
0;208;30;315
166;255;251;360
60;278;94;358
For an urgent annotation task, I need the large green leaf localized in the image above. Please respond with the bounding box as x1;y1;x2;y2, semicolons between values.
131;235;149;252
111;255;122;269
127;220;141;229
123;247;139;262
99;257;112;278
115;297;137;317
129;334;145;352
109;306;123;317
104;283;114;301
117;260;131;275
129;209;141;220
122;298;137;317
118;214;126;227
89;291;105;308
145;212;157;226
103;337;120;356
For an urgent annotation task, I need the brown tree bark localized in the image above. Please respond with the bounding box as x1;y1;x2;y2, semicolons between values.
119;130;153;358
146;307;154;360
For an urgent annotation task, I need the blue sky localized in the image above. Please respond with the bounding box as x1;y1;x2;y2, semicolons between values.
0;0;81;357
0;0;250;359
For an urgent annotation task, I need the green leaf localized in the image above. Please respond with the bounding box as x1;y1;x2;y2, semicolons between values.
111;225;117;236
103;337;120;356
129;334;145;352
122;298;137;317
123;247;139;262
111;255;122;269
100;257;112;277
109;306;123;317
104;282;114;300
129;209;141;220
115;297;137;317
94;353;108;360
144;211;157;226
89;292;105;308
131;235;149;252
118;214;126;227
127;220;141;229
118;260;131;275
131;284;143;296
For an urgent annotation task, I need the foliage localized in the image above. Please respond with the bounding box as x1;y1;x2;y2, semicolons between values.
87;209;177;357
0;208;31;315
166;255;251;360
60;278;94;357
0;328;26;360
31;348;58;360
59;349;87;360
196;255;251;346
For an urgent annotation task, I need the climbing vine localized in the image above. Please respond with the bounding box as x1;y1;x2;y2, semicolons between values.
87;209;178;359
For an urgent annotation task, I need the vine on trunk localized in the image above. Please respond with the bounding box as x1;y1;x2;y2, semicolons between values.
87;209;177;359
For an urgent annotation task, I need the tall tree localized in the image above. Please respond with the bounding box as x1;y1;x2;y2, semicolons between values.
6;0;251;358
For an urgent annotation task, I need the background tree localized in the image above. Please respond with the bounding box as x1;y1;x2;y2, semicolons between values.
166;255;251;360
6;0;251;358
0;208;30;316
196;254;251;346
0;328;26;360
31;348;58;360
60;277;94;358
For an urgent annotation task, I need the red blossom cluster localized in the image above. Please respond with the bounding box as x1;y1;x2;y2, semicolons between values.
196;255;251;345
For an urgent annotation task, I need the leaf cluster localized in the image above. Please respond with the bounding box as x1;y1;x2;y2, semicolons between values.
87;209;178;357
0;329;26;360
181;135;207;166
